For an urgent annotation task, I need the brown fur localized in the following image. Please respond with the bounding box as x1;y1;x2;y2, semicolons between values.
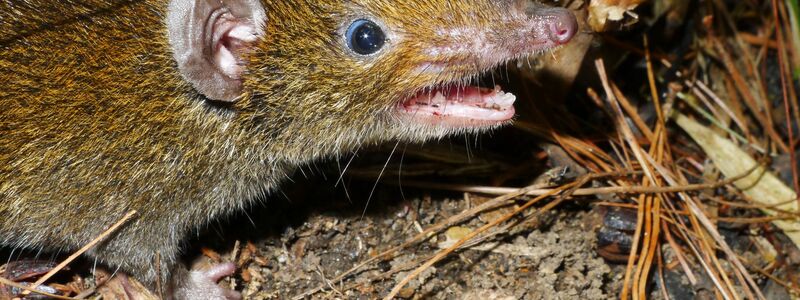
0;0;571;293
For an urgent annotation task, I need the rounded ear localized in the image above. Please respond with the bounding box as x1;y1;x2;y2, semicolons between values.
167;0;266;102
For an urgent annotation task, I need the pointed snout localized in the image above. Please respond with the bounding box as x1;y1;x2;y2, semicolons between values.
544;8;578;45
517;0;578;46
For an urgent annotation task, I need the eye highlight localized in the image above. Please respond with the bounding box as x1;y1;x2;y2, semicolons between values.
345;19;386;56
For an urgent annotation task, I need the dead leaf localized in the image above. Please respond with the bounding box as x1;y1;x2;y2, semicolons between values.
676;114;800;249
588;0;645;31
95;269;158;300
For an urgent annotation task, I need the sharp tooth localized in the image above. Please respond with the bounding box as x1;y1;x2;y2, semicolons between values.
486;92;515;107
500;92;517;106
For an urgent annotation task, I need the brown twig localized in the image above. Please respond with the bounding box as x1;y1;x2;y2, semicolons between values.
0;276;77;300
19;210;137;298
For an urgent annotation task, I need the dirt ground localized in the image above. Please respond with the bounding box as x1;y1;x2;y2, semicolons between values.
230;184;620;299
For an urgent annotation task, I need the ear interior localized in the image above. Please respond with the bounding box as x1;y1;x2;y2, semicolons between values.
168;0;266;102
212;18;260;79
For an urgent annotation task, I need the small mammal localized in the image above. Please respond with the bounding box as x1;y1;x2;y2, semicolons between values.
0;0;576;298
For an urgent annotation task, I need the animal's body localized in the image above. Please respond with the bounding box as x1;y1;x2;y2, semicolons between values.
0;0;576;297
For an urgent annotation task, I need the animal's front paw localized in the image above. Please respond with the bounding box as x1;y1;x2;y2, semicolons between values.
174;262;240;300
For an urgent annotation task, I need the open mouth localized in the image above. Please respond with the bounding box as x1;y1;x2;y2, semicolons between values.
395;84;516;127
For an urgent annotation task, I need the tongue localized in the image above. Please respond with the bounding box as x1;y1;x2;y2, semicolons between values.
396;85;516;126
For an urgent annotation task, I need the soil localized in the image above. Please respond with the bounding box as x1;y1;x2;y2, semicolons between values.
230;189;620;299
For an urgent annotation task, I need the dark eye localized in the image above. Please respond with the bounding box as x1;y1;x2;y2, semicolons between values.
346;19;386;55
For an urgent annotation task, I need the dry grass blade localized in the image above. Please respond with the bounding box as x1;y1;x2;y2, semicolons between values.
596;58;660;300
709;33;789;153
650;154;761;299
395;172;763;196
772;0;800;193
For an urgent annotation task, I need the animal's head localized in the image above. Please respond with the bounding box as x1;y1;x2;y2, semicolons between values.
168;0;577;160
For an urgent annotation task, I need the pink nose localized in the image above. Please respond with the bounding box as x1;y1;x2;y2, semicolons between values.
547;9;578;45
